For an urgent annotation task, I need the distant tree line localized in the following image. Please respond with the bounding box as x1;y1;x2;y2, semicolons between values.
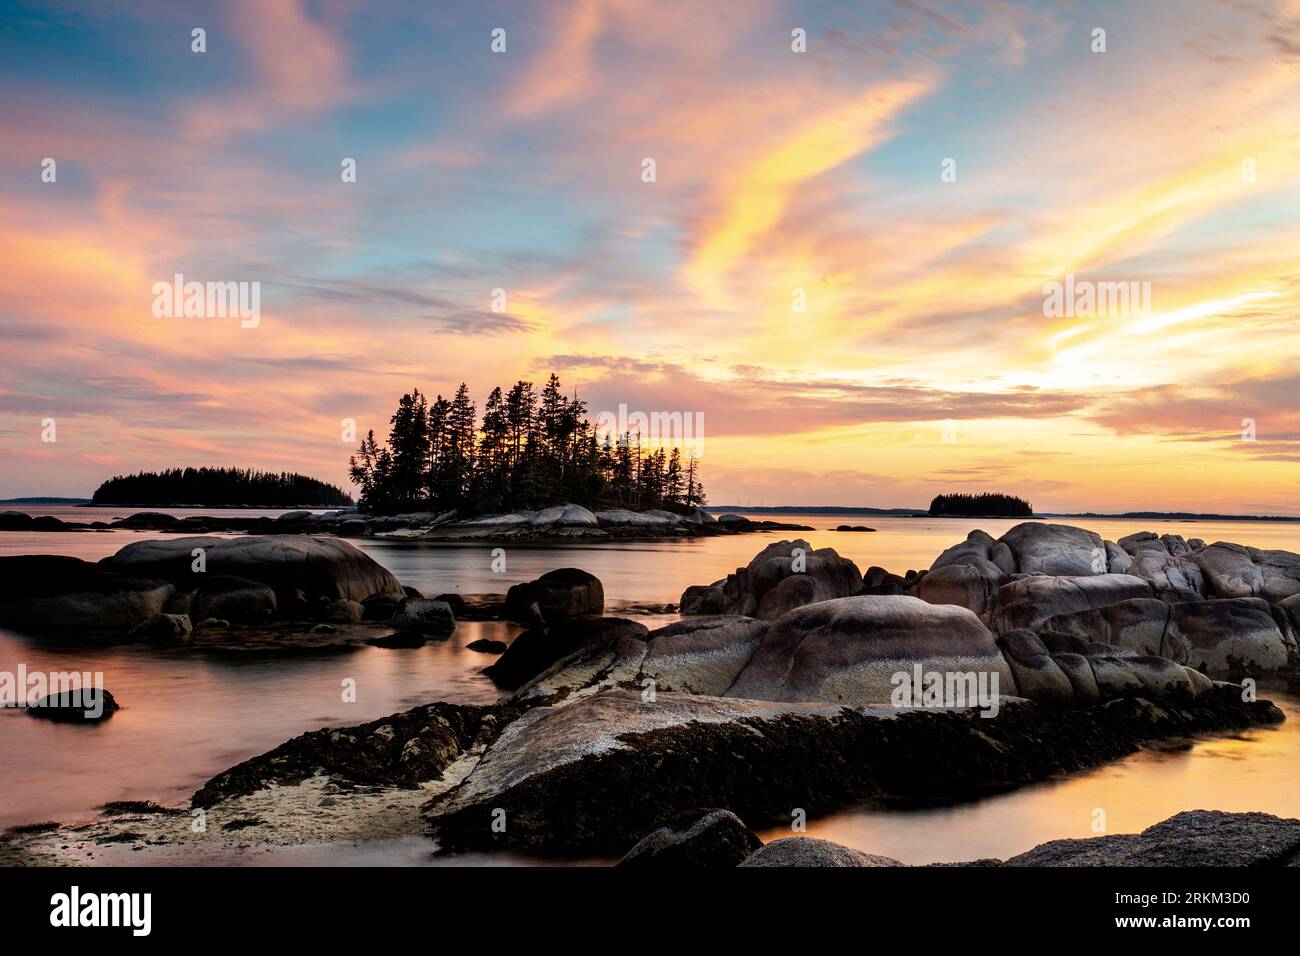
92;467;353;507
929;492;1033;517
349;373;706;516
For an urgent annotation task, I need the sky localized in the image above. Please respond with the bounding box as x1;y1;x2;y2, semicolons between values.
1;0;1299;513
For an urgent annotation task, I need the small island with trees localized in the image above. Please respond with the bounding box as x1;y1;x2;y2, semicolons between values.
91;467;352;508
928;492;1033;518
349;373;705;517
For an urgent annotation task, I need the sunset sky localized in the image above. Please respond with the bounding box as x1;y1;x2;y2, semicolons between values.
2;0;1299;512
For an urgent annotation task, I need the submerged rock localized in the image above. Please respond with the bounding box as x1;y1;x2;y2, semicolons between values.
27;688;120;723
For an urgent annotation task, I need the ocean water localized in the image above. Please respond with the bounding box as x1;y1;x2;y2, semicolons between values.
2;505;1299;863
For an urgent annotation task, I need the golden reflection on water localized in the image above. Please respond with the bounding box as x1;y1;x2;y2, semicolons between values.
756;686;1300;864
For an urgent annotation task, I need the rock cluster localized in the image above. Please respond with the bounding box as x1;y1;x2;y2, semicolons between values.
910;523;1299;675
0;536;407;642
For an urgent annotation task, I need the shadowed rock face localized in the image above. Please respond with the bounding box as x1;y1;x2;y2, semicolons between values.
485;617;648;690
726;595;1015;705
0;555;176;633
191;701;520;808
424;686;1282;856
101;535;405;607
679;539;863;621
618;809;762;867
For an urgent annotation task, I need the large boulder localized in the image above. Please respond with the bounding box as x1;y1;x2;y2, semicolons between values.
726;595;1015;705
1006;810;1300;866
504;568;604;624
100;536;404;607
681;540;863;621
484;617;647;690
390;599;456;634
999;522;1109;576
641;616;768;696
991;574;1152;631
618;809;762;867
918;563;1001;619
0;555;176;633
740;837;900;867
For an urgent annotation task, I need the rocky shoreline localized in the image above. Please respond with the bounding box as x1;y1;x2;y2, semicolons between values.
0;505;813;541
3;520;1299;866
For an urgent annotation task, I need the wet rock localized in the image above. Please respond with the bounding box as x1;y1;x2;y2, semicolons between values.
435;593;468;615
0;511;35;531
618;809;762;867
366;631;427;648
740;837;900;867
128;612;193;642
27;688;119;723
328;599;365;623
361;592;403;621
505;568;604;623
1006;810;1300;866
465;638;508;653
390;599;456;634
679;584;727;616
192;701;512;807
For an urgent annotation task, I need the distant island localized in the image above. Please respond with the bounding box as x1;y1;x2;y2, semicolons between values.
929;493;1033;517
0;497;91;505
90;467;352;507
349;373;705;516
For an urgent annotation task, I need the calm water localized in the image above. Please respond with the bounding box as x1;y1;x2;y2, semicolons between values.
3;505;1300;863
